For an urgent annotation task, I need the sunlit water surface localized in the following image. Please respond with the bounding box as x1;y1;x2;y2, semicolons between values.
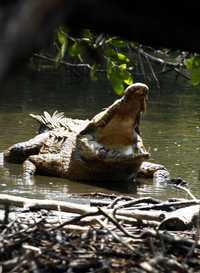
0;70;200;201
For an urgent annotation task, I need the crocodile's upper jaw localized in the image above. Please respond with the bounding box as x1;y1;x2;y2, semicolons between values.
78;83;150;165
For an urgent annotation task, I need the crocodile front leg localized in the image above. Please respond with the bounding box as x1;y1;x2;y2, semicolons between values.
4;132;49;163
23;153;63;178
23;158;37;180
137;161;170;183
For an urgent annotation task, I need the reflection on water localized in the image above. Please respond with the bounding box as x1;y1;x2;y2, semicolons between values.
0;70;200;200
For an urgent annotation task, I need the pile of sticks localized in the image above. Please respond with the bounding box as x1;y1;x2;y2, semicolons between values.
0;193;200;272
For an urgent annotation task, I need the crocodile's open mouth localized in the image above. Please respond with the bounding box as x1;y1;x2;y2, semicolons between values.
78;83;150;166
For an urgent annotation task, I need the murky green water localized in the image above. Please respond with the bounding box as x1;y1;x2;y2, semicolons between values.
0;70;200;200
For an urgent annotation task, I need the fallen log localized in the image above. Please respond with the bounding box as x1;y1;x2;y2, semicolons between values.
159;205;200;230
0;194;167;224
0;193;96;215
0;194;200;231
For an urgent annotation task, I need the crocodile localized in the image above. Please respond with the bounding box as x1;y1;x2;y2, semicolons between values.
4;83;169;183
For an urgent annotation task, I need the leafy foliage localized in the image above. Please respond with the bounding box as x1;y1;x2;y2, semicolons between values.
54;28;200;92
55;29;134;95
185;56;200;86
56;29;68;64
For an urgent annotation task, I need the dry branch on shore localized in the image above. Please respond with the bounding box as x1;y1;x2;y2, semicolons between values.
0;193;200;272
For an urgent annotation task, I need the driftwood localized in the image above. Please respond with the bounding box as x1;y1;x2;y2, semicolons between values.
159;205;200;230
0;193;96;215
0;193;200;230
0;194;165;223
1;193;200;272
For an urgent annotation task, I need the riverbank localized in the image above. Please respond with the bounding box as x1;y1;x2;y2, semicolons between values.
0;193;200;272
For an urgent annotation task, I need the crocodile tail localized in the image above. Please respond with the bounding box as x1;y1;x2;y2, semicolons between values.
30;111;66;131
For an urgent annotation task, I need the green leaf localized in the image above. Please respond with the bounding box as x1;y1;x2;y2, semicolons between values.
123;75;133;85
68;42;81;57
122;71;133;85
105;48;117;59
110;76;124;95
185;56;200;85
106;38;127;48
106;59;134;94
56;29;68;62
119;64;127;70
68;42;84;62
106;59;115;78
185;58;194;70
57;30;67;47
117;53;130;62
191;67;200;86
106;62;124;95
60;42;67;59
118;65;133;85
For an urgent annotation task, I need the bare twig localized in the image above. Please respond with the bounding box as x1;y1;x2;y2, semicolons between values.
106;195;135;209
144;53;160;88
114;197;161;210
34;53;92;69
98;207;139;239
137;47;147;81
50;211;100;231
96;218;135;252
173;185;196;200
132;45;191;82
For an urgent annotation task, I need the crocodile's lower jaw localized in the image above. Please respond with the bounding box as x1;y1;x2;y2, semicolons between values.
77;134;149;164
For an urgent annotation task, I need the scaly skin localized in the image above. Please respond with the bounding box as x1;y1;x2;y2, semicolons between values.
4;83;169;183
